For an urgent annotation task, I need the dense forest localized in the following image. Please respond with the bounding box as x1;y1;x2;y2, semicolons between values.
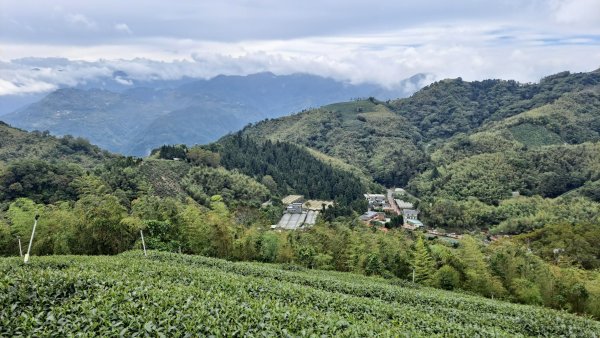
2;69;600;318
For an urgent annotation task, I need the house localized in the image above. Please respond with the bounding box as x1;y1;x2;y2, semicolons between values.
364;193;386;207
359;211;378;221
394;188;406;195
359;211;385;222
287;203;303;214
272;209;319;230
402;209;424;229
405;219;424;229
402;209;419;220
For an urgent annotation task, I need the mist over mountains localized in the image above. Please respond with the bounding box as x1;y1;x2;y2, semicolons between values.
2;71;429;155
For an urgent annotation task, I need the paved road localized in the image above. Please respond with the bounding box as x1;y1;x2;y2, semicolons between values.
387;188;401;215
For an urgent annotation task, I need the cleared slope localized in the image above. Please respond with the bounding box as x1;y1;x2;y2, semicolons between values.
1;251;599;337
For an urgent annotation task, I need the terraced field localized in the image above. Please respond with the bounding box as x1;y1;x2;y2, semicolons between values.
1;251;599;337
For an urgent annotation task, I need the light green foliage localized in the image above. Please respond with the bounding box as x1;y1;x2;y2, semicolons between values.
434;265;461;290
187;146;221;167
182;166;270;207
1;252;600;337
460;236;506;297
413;237;435;285
6;198;41;238
515;223;600;269
72;194;130;255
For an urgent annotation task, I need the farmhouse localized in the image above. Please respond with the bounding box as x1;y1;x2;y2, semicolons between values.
402;209;424;229
364;193;386;207
359;211;385;222
402;209;419;220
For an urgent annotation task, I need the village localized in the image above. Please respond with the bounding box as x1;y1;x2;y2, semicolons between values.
269;188;463;243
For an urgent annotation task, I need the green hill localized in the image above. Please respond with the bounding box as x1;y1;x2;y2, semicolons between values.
241;99;427;186
2;251;599;337
0;121;109;167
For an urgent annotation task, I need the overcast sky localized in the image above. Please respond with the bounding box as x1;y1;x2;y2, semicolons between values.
1;0;600;95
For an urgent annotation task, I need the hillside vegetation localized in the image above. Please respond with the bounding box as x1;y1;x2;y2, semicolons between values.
0;122;109;167
242;99;427;186
2;251;599;337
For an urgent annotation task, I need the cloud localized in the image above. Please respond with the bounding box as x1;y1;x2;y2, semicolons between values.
0;1;598;95
551;0;600;25
65;13;97;30
114;23;132;34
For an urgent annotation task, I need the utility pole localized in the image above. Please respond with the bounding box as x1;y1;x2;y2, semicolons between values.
24;215;39;264
412;268;415;283
140;230;147;257
17;236;23;257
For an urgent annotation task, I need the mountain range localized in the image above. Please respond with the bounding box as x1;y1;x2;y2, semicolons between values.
2;72;429;155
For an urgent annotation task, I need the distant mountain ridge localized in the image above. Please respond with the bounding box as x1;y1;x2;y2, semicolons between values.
3;72;428;155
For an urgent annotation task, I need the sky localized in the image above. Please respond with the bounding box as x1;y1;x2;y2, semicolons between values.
1;0;600;95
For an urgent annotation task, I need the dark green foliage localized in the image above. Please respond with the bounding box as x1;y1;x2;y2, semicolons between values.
240;100;427;187
216;133;367;206
0;122;109;167
0;160;83;204
412;143;600;204
390;71;600;141
517;223;600;269
152;144;188;160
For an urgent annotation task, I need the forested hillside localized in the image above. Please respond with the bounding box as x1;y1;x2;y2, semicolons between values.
241;99;427;186
390;69;600;141
241;69;600;186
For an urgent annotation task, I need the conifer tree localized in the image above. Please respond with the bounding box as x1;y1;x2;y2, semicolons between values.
413;236;436;285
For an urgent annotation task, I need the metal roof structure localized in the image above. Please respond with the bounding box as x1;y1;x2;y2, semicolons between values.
273;210;319;230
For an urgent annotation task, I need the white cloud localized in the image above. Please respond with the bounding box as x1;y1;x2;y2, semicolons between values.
114;23;132;34
65;13;97;30
0;1;598;95
551;0;600;25
0;78;56;96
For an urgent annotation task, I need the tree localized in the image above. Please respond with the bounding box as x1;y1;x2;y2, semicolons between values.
261;175;278;193
413;236;435;285
187;146;220;167
459;236;506;297
434;265;460;290
73;194;131;255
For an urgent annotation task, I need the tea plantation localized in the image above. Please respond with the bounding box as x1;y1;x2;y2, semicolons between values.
1;251;599;337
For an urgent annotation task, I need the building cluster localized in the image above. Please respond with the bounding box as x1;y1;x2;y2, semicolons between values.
271;195;332;230
361;190;424;229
